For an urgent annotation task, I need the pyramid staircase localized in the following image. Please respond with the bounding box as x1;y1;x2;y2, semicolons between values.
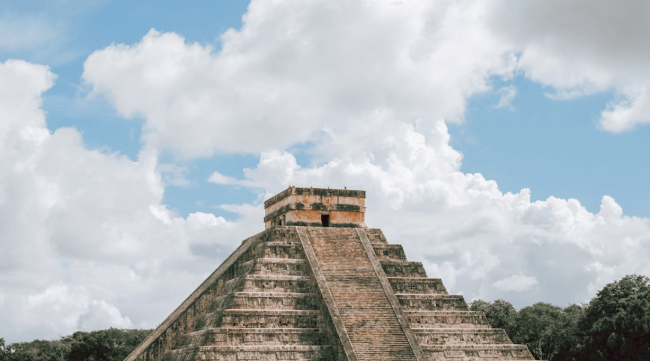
125;227;534;361
366;232;534;360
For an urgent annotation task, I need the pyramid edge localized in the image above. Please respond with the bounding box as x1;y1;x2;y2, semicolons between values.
123;228;271;361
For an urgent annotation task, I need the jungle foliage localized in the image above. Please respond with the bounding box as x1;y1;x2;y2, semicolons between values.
470;274;650;360
0;329;151;361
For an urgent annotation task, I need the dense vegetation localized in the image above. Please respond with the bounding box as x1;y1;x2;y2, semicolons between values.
0;329;151;361
1;275;648;361
470;274;650;360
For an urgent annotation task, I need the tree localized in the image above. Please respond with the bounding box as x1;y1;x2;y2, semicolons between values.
469;299;517;338
486;299;518;337
67;328;152;361
0;329;151;361
468;299;491;314
511;302;564;360
553;304;585;361
578;274;650;361
1;338;8;361
0;339;71;361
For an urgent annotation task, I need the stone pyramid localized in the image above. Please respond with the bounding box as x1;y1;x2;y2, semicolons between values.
125;187;534;361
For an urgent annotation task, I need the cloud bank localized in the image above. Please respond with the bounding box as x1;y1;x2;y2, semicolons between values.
2;0;650;342
0;60;263;341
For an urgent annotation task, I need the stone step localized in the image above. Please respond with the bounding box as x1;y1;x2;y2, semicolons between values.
405;311;491;329
353;350;422;360
266;227;302;243
167;345;336;361
242;275;312;293
180;327;329;348
396;294;469;311
258;242;305;259
388;277;447;294
380;260;428;278
370;243;408;261
365;228;388;243
305;228;419;361
189;328;330;346
218;309;322;329
230;292;319;310
242;258;308;276
421;344;535;360
414;328;513;345
222;276;248;295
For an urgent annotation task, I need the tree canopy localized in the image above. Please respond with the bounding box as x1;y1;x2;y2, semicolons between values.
578;274;650;361
0;329;151;361
470;299;583;360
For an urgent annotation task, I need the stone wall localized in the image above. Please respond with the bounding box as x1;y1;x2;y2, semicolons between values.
264;187;367;229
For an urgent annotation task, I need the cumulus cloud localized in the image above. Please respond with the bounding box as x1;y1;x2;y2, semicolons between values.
21;284;133;335
0;60;261;342
82;0;650;150
486;0;650;131
82;1;516;157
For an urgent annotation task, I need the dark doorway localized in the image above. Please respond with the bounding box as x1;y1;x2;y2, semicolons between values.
321;214;330;227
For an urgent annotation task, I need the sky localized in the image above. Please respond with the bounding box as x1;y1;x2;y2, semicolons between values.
1;0;649;342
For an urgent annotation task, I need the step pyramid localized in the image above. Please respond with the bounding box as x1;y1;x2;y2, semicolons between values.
125;188;534;361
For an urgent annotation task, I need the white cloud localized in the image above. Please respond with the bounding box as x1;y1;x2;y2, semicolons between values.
22;284;133;335
0;60;263;342
486;0;650;131
82;1;650;141
82;1;516;157
494;275;539;293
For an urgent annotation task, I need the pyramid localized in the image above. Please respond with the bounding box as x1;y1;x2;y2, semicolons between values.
125;187;534;361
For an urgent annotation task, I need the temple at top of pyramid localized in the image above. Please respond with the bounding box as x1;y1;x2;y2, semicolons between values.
125;187;534;361
264;186;367;229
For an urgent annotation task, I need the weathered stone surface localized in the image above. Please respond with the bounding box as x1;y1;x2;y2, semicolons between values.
264;187;366;229
298;227;422;360
125;188;534;361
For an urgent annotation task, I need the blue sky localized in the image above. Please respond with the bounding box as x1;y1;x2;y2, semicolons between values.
456;75;650;218
1;0;649;342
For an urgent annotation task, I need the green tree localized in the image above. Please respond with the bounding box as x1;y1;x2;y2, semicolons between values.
469;299;517;338
1;338;8;361
0;328;151;361
578;274;650;361
512;302;562;360
0;339;71;361
448;298;590;360
487;299;518;337
503;302;583;361
553;304;585;361
67;328;152;361
468;299;491;314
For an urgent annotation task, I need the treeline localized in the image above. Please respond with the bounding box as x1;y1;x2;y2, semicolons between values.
1;275;648;361
0;329;151;361
469;274;650;360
